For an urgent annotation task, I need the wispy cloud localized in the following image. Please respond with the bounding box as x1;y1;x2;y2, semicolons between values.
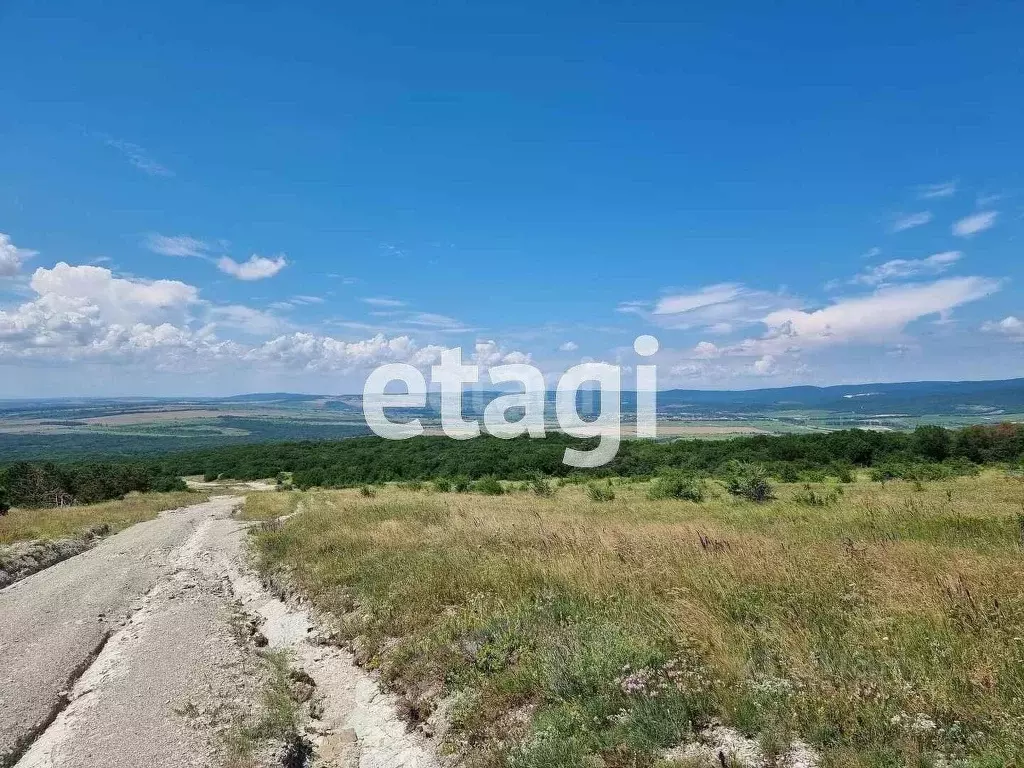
623;283;796;332
917;180;957;199
361;297;406;308
106;139;174;177
853;251;962;285
559;341;579;352
890;211;933;232
952;210;998;237
217;254;288;281
145;234;209;258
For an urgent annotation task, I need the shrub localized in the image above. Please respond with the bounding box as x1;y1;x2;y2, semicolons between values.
433;477;452;493
474;476;505;496
453;475;472;493
359;485;376;497
398;480;423;491
530;475;554;497
792;483;842;507
725;462;776;503
587;484;615;502
647;472;706;502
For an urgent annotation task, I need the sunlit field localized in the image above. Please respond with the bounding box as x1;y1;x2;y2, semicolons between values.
248;473;1024;767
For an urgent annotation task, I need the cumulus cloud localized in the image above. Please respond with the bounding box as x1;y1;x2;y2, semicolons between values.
0;261;531;377
981;316;1024;339
473;339;533;368
952;211;998;237
890;211;933;232
752;355;778;376
0;233;37;277
853;251;962;285
216;254;288;280
559;341;579;352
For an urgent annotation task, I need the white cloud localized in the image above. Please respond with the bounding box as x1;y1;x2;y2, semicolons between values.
0;261;530;377
752;355;778;376
981;316;1024;339
952;211;998;237
917;181;957;199
853;251;962;285
0;233;37;277
890;211;933;232
473;339;533;368
692;341;721;359
145;234;209;258
653;283;743;315
753;277;1000;352
105;139;174;177
216;254;288;280
559;341;579;352
208;305;288;336
362;297;406;308
631;283;794;331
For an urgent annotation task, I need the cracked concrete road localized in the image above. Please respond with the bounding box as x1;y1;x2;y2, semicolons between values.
0;496;246;768
0;494;440;768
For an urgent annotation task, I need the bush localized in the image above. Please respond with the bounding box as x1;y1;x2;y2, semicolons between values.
725;462;775;503
359;485;376;497
587;484;615;502
474;476;505;496
149;475;188;493
647;472;706;502
530;475;554;497
453;475;472;493
792;483;843;507
0;486;9;515
433;477;452;493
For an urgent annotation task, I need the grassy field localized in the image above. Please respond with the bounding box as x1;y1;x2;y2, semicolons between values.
0;491;208;544
249;473;1024;768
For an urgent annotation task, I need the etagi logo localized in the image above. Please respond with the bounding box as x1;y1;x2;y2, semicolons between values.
362;335;660;468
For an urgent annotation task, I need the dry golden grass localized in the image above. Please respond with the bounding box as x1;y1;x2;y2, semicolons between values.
0;491;209;545
239;491;303;521
251;474;1024;767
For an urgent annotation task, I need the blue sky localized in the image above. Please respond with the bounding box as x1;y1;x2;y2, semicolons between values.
1;0;1022;396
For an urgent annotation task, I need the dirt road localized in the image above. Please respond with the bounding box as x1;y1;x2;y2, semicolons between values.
0;496;438;768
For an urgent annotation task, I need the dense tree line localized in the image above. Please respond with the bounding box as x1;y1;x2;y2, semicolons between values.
0;461;186;513
149;423;1024;489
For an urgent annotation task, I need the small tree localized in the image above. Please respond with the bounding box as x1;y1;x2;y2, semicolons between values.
0;486;10;516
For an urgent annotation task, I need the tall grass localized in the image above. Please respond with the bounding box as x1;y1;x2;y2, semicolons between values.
0;491;208;545
250;475;1024;767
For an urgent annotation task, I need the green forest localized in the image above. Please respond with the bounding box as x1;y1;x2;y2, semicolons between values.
160;423;1023;487
0;461;186;513
3;423;1023;511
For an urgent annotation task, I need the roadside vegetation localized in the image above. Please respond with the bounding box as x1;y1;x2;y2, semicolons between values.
250;472;1024;767
239;491;304;522
0;460;187;514
0;490;207;545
